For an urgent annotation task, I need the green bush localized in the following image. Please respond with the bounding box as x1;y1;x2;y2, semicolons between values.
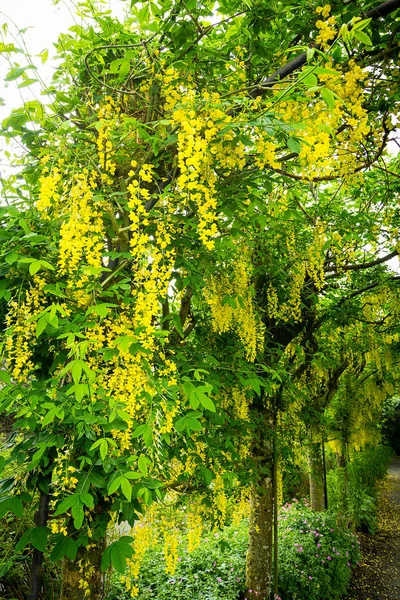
107;521;248;600
327;444;393;532
278;501;360;599
107;502;360;600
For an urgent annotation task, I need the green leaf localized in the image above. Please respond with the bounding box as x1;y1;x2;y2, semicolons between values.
103;348;119;361
5;251;18;265
0;496;23;518
0;370;11;384
201;466;213;486
248;378;261;395
302;73;317;88
30;445;47;468
110;545;127;574
88;303;115;318
30;526;49;552
306;47;315;62
50;536;78;562
287;137;302;154
29;260;42;275
101;546;112;572
71;499;84;529
5;65;35;81
80;493;94;508
71;360;84;385
39;260;55;271
183;381;195;399
132;424;150;439
353;29;372;46
42;407;58;427
120;477;132;502
99;438;108;461
39;49;49;64
138;455;148;476
175;416;203;432
320;88;335;109
196;391;216;412
54;494;79;517
124;471;142;480
90;472;106;488
18;77;38;88
15;528;33;551
352;17;371;32
172;314;184;337
0;560;13;577
108;476;123;496
36;315;48;338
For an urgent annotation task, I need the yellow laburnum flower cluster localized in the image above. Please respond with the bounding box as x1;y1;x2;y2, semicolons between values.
315;5;336;49
158;69;281;248
37;166;61;214
158;355;180;434
51;449;79;497
4;276;45;382
83;313;177;451
77;558;95;598
187;510;203;553
278;60;370;180
232;488;251;526
172;91;220;250
101;317;156;449
213;473;228;528
253;132;281;170
305;221;326;291
163;523;179;575
316;4;331;18
121;520;155;598
205;250;260;361
58;171;105;306
96;96;119;181
220;385;251;422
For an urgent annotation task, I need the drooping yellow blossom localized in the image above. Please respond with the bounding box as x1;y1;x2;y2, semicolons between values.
4;276;46;382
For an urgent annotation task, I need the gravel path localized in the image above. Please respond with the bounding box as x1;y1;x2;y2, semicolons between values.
344;457;400;600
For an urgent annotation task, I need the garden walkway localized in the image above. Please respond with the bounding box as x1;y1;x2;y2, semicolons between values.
344;457;400;600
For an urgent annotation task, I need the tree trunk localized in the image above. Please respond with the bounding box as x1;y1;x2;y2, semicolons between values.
28;490;50;600
245;474;273;600
61;536;106;600
336;444;352;528
308;441;325;511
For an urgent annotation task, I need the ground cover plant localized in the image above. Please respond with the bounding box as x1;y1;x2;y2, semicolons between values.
105;501;360;600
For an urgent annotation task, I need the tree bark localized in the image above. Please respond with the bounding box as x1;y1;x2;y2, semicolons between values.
27;490;50;600
336;445;352;529
308;441;325;512
61;535;106;600
245;474;273;600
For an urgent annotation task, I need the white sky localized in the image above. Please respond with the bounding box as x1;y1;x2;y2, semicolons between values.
1;1;75;120
0;0;127;169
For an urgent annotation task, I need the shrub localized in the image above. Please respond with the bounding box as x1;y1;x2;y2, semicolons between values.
327;444;393;532
107;502;360;600
278;501;360;599
107;521;248;600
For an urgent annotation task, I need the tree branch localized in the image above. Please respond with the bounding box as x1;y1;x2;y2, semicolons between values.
335;275;400;307
325;249;398;279
249;0;400;97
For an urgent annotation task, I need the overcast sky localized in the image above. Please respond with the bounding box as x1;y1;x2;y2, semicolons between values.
0;1;126;169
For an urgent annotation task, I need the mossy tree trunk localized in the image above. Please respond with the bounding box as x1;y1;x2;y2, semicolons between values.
308;441;326;512
61;502;110;600
245;473;274;600
61;536;106;600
